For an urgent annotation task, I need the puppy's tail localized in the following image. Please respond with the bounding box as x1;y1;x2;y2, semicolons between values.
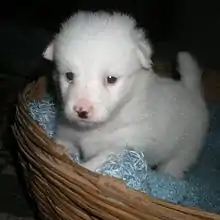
177;51;202;93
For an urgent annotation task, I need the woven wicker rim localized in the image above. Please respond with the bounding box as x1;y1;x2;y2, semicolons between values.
12;76;220;220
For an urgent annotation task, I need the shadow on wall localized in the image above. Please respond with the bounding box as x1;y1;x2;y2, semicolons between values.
0;0;220;78
0;0;176;41
0;0;176;79
172;0;220;69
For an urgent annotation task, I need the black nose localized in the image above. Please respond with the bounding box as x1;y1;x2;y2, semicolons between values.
77;110;88;119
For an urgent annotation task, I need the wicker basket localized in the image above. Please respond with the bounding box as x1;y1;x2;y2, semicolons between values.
12;68;220;220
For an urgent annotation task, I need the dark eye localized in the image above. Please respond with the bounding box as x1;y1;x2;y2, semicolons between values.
65;72;74;82
106;76;118;84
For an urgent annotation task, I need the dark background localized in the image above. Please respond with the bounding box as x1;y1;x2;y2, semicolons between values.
0;0;220;80
0;0;175;40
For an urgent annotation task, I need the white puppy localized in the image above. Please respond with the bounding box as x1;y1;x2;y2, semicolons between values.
43;11;208;179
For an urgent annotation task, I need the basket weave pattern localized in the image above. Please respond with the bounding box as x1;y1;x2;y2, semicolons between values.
12;75;220;220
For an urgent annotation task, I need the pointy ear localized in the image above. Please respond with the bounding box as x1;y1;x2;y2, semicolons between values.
136;39;153;69
134;29;153;69
43;41;54;61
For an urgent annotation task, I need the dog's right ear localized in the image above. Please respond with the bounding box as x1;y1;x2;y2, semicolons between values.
135;40;152;69
133;29;153;69
43;41;54;61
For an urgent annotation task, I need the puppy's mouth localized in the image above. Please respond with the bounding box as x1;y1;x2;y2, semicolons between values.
76;118;97;124
69;117;106;130
66;112;103;124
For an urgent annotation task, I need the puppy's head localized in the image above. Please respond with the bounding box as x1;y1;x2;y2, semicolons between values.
43;11;152;125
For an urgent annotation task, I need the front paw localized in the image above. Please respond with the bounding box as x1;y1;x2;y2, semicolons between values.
54;138;80;162
80;150;114;172
81;160;102;172
157;163;186;179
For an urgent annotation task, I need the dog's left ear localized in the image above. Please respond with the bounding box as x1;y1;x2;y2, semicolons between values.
135;32;153;69
43;41;54;61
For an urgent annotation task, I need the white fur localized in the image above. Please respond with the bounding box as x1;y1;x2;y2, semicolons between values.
43;11;208;178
